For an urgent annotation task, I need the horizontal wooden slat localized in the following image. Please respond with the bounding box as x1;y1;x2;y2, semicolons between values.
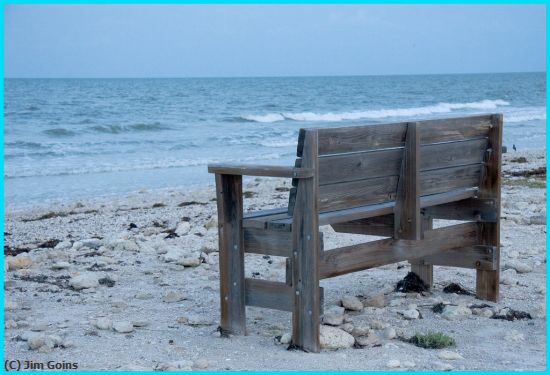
244;207;288;220
243;228;292;257
243;209;291;230
422;245;497;271
208;164;313;178
421;164;482;196
331;215;394;237
422;198;497;222
316;138;487;186
320;222;480;279
269;188;478;230
300;114;493;157
245;279;293;311
319;175;399;212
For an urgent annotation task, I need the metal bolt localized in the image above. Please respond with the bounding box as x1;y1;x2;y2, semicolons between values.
233;282;237;286
224;296;229;301
306;235;311;241
293;172;298;177
308;310;312;316
295;290;300;296
233;245;238;250
475;261;481;267
293;251;298;257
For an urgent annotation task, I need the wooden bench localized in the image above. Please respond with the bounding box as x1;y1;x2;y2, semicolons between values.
208;114;502;352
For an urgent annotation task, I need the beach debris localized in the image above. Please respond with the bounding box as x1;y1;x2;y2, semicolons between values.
98;277;116;287
319;325;355;349
178;201;207;207
395;272;428;293
505;260;533;273
6;255;33;271
341;295;363;311
399;309;420;320
37;239;62;248
406;331;456;349
443;283;474;295
112;321;134;333
128;222;138;230
432;302;446;313
94;317;113;330
492;308;532;321
441;305;472;320
364;294;387;308
69;273;99;290
322;306;345;326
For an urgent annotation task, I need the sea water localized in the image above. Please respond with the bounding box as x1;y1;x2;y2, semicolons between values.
4;73;546;207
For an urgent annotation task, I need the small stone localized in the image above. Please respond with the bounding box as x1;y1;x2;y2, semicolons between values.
505;260;533;274
54;241;72;250
322;306;345;326
351;325;372;337
400;309;420;320
340;323;354;333
132;320;149;327
4;301;18;311
69;273;99;290
193;359;209;369
433;361;454;371
319;325;355;349
111;239;139;252
341;295;363;311
364;294;386;308
382;327;396;340
163;291;186;303
529;214;546;225
113;321;134;333
369;320;389;330
176;257;201;267
5;320;17;329
81;238;103;249
156;360;193;371
162;247;186;263
28;335;46;350
280;332;292;344
472;307;494;318
51;261;71;270
177;314;213;326
500;269;517;285
175;221;191;236
355;334;381;347
402;361;416;368
135;292;154;300
441;305;472;320
438;351;464;360
204;217;218;230
386;359;401;368
7;255;33;271
95;317;113;330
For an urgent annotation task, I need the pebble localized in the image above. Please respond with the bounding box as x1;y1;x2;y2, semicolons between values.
340;323;355;333
193;359;209;369
322;306;345;326
204;217;218;230
528;214;546;225
402;361;416;368
176;257;201;267
280;332;292;344
81;238;103;249
438;351;464;360
5;320;18;329
355;334;381;347
382;327;396;340
433;361;454;371
386;359;401;368
500;269;517;285
177;314;214;326
51;261;71;270
111;239;139;252
95;317;113;330
400;309;420;320
351;325;371;337
163;291;186;303
54;241;72;250
175;221;191;236
4;301;18;311
113;321;134;333
7;255;33;271
341;295;363;311
319;325;355;349
132;320;149;327
441;305;472;320
471;307;494;318
69;273;99;290
163;247;186;263
505;260;533;274
364;294;386;308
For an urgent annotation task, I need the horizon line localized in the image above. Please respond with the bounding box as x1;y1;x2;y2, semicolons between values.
4;70;546;79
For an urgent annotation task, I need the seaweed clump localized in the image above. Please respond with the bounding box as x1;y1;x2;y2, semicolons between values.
395;272;428;293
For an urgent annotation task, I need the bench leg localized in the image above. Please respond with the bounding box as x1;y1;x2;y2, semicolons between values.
476;223;500;302
215;174;246;335
410;217;433;288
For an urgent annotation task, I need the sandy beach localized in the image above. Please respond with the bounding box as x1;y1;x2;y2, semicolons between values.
4;148;546;371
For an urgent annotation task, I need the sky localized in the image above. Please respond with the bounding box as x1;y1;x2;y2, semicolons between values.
4;4;546;78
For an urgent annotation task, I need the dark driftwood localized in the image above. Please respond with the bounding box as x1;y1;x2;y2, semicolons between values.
208;114;501;352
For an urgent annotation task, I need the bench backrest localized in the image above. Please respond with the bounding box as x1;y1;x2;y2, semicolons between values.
289;114;501;215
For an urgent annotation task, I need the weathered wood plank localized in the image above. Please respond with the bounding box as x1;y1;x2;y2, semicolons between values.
422;198;498;222
244;211;292;230
320;222;479;279
394;122;421;240
208;164;313;178
331;215;394;237
421;138;487;171
243;228;292;257
291;129;321;353
420;164;482;196
215;174;246;335
245;279;293;311
410;217;434;287
476;114;502;302
422;245;497;271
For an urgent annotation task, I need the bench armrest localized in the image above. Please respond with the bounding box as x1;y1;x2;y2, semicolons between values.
208;163;314;178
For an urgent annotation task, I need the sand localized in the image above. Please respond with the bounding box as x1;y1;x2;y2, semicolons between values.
3;149;546;370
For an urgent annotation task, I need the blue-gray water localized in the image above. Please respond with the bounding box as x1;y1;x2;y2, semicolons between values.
4;73;546;208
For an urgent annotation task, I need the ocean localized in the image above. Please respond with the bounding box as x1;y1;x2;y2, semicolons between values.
4;72;546;208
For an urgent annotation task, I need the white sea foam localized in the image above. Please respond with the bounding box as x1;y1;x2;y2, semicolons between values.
504;107;546;123
241;99;511;123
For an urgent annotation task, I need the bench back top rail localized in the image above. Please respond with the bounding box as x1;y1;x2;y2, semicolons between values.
289;114;501;215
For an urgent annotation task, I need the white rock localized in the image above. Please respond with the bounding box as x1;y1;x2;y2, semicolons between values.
364;294;386;308
340;323;355;333
193;359;209;369
175;221;191;236
113;321;134;333
400;309;420;320
51;261;71;270
341;295;363;311
433;361;454;371
54;241;72;250
280;332;292;344
500;269;517;285
351;325;371;337
382;327;397;340
4;301;18;311
28;335;46;350
471;307;494;318
132;320;149;327
177;314;213;326
162;247;186;263
504;330;524;342
204;217;218;230
69;273;99;290
5;320;17;329
438;351;464;360
201;239;218;253
81;238;103;249
441;305;472;320
386;359;401;368
94;317;113;330
505;260;533;274
163;291;186;303
319;325;355;349
7;255;33;271
323;306;345;326
111;239;139;252
176;257;201;267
